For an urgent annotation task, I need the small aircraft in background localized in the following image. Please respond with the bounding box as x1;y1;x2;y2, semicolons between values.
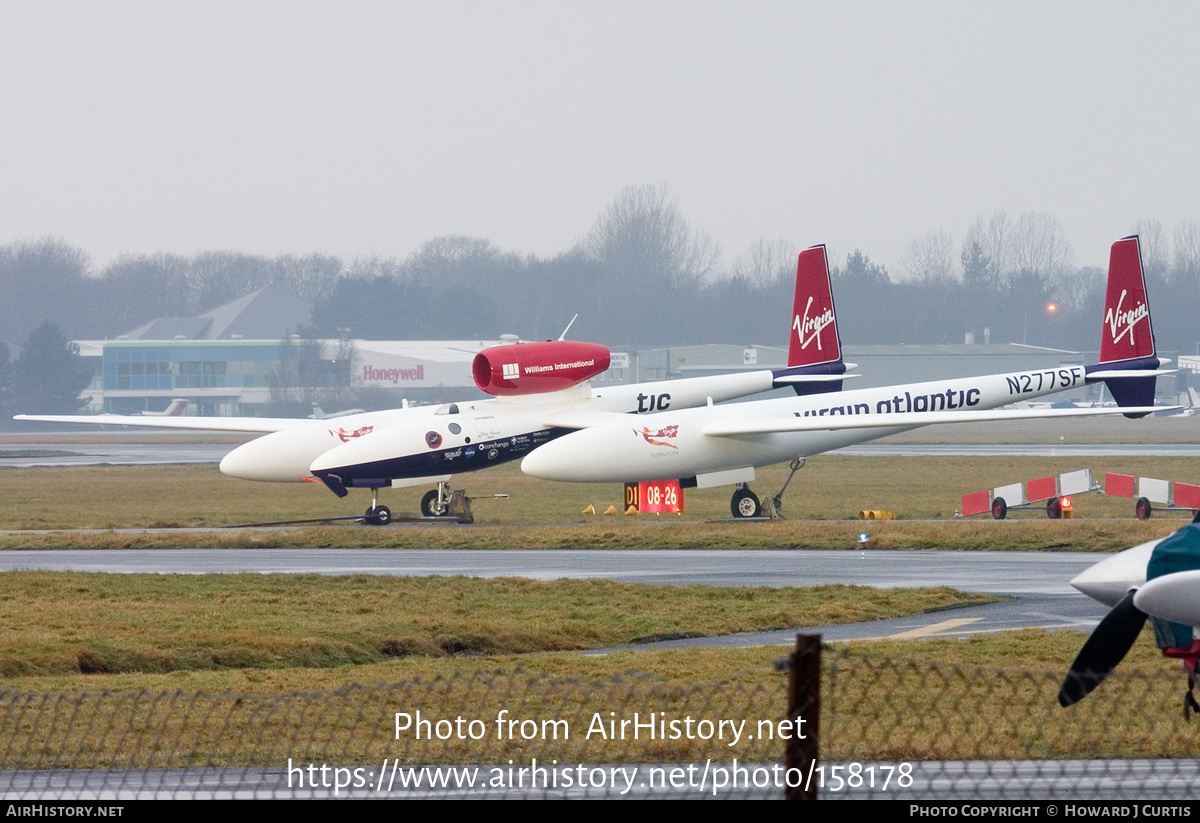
139;399;188;417
521;237;1174;518
16;258;843;523
1060;513;1200;714
308;403;367;420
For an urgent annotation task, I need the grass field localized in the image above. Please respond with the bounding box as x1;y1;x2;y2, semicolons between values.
0;569;1185;767
0;572;999;680
0;451;1195;542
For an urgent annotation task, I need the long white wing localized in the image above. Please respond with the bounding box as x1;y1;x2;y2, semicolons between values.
13;414;307;433
702;405;1175;437
538;409;632;429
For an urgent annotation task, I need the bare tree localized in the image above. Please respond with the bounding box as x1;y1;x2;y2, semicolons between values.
185;251;271;314
0;238;94;342
729;238;797;290
1011;212;1074;276
900;230;957;285
964;212;1012;291
399;236;518;337
95;253;192;337
585;183;719;289
267;329;355;415
1132;218;1168;281
404;236;507;282
267;253;345;303
1173;220;1200;287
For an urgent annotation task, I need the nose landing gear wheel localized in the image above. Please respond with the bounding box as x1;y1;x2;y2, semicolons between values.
731;487;761;518
364;505;391;526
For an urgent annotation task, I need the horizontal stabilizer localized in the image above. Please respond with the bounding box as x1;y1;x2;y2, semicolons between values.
773;374;861;385
1086;369;1176;380
702;405;1175;437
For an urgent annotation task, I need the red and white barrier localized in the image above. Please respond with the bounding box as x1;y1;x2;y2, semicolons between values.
1104;473;1200;519
960;469;1097;519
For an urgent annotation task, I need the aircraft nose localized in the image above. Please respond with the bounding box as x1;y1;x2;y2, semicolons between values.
220;441;270;479
1069;539;1158;607
520;439;569;480
219;430;321;482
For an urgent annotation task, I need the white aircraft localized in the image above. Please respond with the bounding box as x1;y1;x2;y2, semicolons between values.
302;254;856;517
1060;513;1200;712
140;399;188;417
521;237;1174;518
16;260;846;524
309;403;367;420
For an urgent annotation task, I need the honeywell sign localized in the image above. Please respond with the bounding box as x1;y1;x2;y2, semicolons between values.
353;340;515;391
362;364;425;384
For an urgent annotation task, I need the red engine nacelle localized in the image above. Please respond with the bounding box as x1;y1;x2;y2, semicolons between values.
473;341;611;396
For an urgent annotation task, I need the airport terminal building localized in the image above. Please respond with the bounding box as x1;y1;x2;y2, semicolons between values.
75;287;512;416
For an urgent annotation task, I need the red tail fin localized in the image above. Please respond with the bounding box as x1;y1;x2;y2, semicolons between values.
788;245;842;368
1100;236;1156;364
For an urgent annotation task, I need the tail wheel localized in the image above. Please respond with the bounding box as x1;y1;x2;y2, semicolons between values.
1047;497;1063;519
421;489;447;517
991;497;1007;520
1136;497;1152;520
731;488;761;518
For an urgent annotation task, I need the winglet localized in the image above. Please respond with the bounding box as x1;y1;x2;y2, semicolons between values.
773;245;848;395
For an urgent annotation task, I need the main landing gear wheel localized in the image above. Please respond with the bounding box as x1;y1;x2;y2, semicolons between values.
364;505;391;526
421;489;448;517
991;497;1007;520
1136;496;1153;520
731;487;761;519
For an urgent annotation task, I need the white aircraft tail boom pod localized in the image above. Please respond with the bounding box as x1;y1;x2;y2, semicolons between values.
520;237;1175;518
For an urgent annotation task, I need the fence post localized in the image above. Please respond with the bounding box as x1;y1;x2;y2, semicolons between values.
785;633;821;800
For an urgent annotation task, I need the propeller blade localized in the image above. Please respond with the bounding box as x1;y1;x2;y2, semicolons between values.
1059;590;1148;707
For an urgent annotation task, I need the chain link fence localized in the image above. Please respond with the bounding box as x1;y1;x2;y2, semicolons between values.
1;642;1197;799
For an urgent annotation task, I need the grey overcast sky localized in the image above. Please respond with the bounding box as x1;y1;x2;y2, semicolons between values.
0;1;1196;273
